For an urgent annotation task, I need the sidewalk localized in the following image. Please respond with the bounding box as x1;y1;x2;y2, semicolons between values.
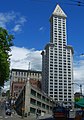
13;110;52;120
13;112;36;120
0;116;3;120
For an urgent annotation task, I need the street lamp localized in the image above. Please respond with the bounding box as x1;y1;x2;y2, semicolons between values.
72;83;82;97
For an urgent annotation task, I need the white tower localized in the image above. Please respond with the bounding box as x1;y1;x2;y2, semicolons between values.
41;4;74;103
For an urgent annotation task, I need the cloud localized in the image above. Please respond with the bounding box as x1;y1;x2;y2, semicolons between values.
2;81;10;92
10;46;42;71
10;46;84;90
3;46;84;94
12;24;21;32
15;16;27;25
73;55;84;94
12;16;27;32
0;11;27;32
3;46;42;91
0;11;16;28
10;47;84;93
39;27;44;31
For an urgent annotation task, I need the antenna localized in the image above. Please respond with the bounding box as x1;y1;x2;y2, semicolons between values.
28;62;31;70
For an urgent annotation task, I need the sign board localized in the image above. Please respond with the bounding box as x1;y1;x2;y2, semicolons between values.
69;110;76;118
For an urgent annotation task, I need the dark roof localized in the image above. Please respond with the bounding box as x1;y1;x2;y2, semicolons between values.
11;68;42;74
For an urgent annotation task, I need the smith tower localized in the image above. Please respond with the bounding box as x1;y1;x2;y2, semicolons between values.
41;5;74;103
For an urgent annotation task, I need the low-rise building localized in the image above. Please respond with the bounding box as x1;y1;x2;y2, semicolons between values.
10;69;42;82
10;69;42;99
11;81;25;99
15;80;54;117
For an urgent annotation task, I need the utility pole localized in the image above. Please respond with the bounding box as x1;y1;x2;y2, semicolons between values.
72;83;82;98
80;84;82;98
22;87;25;118
28;62;31;70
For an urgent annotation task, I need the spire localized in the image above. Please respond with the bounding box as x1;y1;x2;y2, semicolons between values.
52;4;67;17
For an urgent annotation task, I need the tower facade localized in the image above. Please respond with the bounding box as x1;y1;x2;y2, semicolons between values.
41;5;74;103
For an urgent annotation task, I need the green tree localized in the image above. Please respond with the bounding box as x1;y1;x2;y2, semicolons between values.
0;27;14;86
6;90;10;97
74;97;80;102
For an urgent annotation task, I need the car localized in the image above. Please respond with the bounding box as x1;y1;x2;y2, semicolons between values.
5;109;11;116
52;106;69;119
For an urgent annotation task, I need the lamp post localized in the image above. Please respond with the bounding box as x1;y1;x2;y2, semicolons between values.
72;83;82;98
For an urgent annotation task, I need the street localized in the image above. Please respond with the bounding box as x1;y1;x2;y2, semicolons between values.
0;100;42;120
0;99;75;120
0;101;55;120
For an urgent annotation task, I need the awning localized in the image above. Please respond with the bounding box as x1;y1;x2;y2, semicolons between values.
75;98;84;107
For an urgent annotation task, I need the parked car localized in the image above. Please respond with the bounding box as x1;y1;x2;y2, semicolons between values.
5;109;11;116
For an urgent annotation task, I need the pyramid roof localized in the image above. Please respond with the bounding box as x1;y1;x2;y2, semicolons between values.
52;4;67;17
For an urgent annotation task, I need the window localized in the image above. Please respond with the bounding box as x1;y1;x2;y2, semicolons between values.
30;107;36;113
37;101;41;107
46;105;49;110
42;96;45;101
30;98;36;105
31;89;36;96
14;85;18;89
16;72;17;75
37;93;41;99
42;103;45;109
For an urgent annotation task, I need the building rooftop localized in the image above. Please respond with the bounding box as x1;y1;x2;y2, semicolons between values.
52;4;67;17
11;68;42;73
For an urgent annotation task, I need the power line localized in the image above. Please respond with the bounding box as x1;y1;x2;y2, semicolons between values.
69;0;84;4
59;1;84;7
31;0;84;7
69;0;84;6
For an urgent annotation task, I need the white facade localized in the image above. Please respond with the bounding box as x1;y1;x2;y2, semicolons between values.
10;69;42;82
41;5;74;103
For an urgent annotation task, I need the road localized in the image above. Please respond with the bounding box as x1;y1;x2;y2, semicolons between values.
0;99;24;120
0;99;74;120
0;103;55;120
0;99;36;120
0;99;54;120
0;103;70;120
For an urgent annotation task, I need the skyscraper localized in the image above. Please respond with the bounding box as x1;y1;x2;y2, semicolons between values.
41;4;74;103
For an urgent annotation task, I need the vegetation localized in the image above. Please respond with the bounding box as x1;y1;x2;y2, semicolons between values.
74;98;80;102
0;27;14;86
